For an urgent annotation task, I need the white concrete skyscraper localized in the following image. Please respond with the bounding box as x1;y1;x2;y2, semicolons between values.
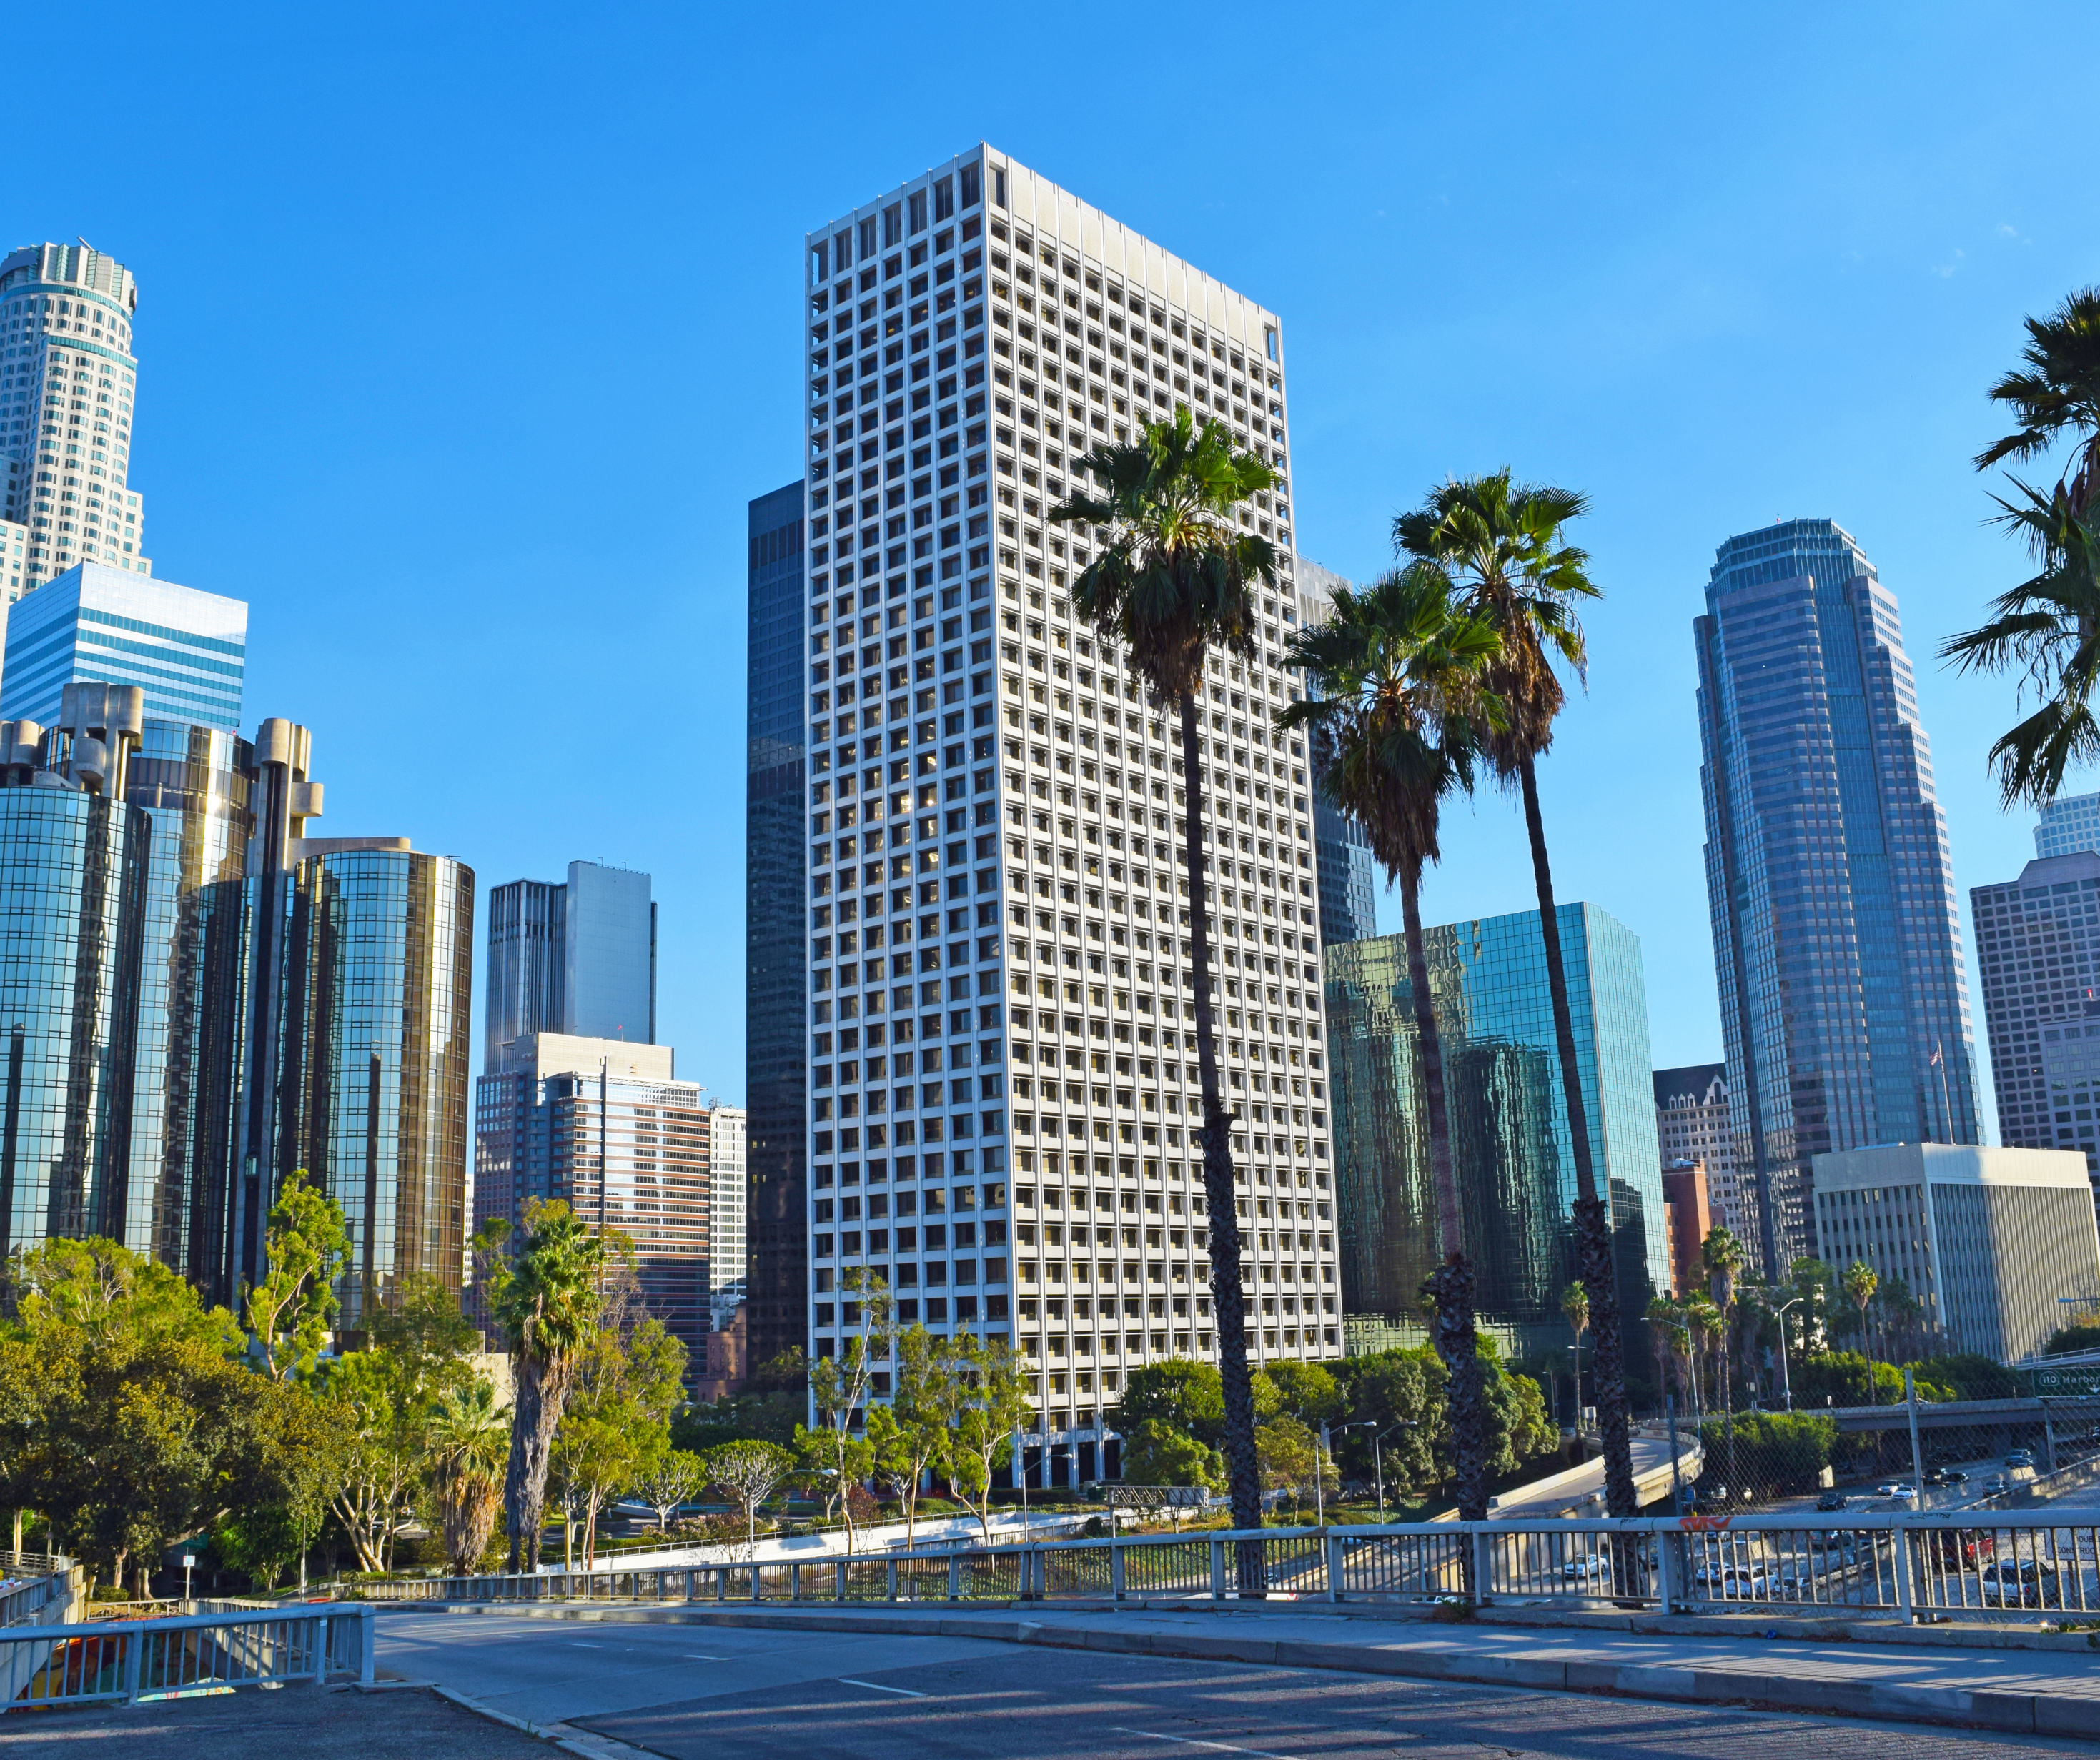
796;146;1339;1467
0;243;152;601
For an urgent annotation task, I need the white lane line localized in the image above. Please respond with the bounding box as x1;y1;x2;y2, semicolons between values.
683;1653;732;1660
838;1677;929;1697
567;1641;608;1648
1108;1728;1289;1759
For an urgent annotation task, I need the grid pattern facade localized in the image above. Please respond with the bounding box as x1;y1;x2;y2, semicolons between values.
1811;1143;2100;1361
1;565;246;730
0;244;150;596
1293;560;1377;949
798;147;1335;1433
2036;792;2100;860
708;1104;748;1304
1695;519;1978;1273
476;1062;712;1371
1971;853;2100;1210
747;479;808;1367
1325;904;1666;1357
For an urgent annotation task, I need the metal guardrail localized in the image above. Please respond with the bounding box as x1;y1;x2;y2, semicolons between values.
0;1563;76;1631
0;1553;61;1577
0;1604;374;1712
355;1510;2100;1625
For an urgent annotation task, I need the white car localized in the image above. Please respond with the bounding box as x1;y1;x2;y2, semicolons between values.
1561;1553;1608;1581
1876;1482;1917;1501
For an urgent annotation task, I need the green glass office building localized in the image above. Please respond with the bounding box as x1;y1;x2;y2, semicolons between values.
1325;902;1666;1358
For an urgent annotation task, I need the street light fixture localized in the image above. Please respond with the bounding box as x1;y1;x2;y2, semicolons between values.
1332;1419;1411;1523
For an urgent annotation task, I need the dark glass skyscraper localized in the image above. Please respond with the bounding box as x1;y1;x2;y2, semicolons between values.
746;480;807;1368
1695;519;1978;1271
1324;903;1665;1358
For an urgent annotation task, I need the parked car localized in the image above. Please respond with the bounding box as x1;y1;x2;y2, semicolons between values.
1979;1558;2062;1608
1876;1481;1917;1502
1561;1553;1608;1581
1815;1491;1848;1512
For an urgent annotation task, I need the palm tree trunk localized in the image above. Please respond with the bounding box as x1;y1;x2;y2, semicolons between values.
504;1354;568;1573
1517;757;1637;1516
1178;691;1264;1595
1399;862;1488;1523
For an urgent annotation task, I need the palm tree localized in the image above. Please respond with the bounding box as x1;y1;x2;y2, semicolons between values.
1394;472;1638;1518
1944;289;2100;808
1842;1258;1879;1403
1685;1297;1723;1424
1561;1281;1590;1418
1939;484;2100;806
1279;564;1504;1519
477;1200;608;1573
1700;1227;1746;1495
1974;287;2100;517
1049;408;1277;1568
1644;1295;1685;1416
427;1378;511;1576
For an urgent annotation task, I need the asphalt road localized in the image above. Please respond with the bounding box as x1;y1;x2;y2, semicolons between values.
375;1609;2100;1759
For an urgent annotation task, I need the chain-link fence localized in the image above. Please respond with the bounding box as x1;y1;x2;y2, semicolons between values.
1655;1382;2100;1518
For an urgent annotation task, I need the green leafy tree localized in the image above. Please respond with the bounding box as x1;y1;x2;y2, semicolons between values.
633;1448;708;1533
1943;288;2100;805
1049;408;1279;1553
1280;564;1503;1519
806;1266;894;1553
865;1324;950;1549
247;1377;350;1591
1254;1414;1332;1521
553;1276;688;1567
244;1169;350;1381
426;1377;510;1574
701;1439;795;1558
1330;1348;1444;1496
477;1201;607;1571
1395;472;1638;1517
1264;1361;1342;1427
1119;1419;1225;1493
935;1331;1033;1543
7;1236;243;1355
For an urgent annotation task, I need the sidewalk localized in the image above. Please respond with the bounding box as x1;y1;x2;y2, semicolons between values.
397;1596;2100;1738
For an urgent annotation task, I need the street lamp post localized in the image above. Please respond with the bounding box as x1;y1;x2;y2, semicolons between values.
1333;1420;1409;1524
1767;1293;1809;1413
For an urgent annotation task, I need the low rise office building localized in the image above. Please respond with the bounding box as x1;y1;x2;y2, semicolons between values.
1810;1143;2100;1362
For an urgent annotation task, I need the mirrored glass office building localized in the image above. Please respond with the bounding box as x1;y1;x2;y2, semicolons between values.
1695;519;1978;1273
1324;903;1666;1358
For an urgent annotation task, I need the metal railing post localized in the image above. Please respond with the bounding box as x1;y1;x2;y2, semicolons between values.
1325;1533;1344;1603
750;1564;761;1604
886;1558;898;1601
1110;1541;1126;1602
715;1567;728;1602
948;1551;962;1601
789;1563;801;1601
1470;1526;1493;1606
836;1559;847;1602
1893;1518;1915;1623
313;1615;330;1681
121;1629;144;1705
1209;1536;1227;1599
1656;1523;1683;1613
360;1605;376;1686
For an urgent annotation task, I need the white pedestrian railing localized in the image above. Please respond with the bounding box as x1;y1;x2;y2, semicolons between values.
352;1509;2100;1624
0;1604;373;1712
0;1561;76;1632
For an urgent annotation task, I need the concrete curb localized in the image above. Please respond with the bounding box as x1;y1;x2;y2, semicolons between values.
431;1681;658;1759
402;1601;2100;1738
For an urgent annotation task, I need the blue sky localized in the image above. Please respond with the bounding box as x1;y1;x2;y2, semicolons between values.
16;3;2100;1125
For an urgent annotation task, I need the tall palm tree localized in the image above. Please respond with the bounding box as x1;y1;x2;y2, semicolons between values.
478;1200;608;1573
1685;1298;1723;1423
1945;289;2100;808
1393;472;1639;1517
1561;1281;1590;1417
1700;1226;1746;1494
1278;564;1504;1519
1049;408;1277;1570
1842;1258;1879;1403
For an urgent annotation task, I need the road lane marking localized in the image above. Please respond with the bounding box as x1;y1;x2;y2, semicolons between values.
839;1677;928;1697
683;1653;731;1660
1109;1729;1289;1759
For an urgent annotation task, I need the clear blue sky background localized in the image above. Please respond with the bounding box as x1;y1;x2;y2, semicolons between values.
17;4;2100;1129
